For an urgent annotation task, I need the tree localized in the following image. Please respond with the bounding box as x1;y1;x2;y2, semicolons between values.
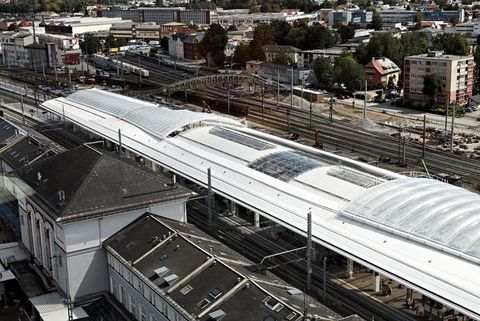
160;36;169;53
80;34;101;54
423;73;442;107
233;43;251;68
198;23;228;67
414;11;422;23
369;11;383;30
338;24;355;42
334;55;366;92
285;27;306;49
473;47;480;95
313;57;333;88
248;39;266;60
253;24;275;45
432;34;469;56
304;25;338;50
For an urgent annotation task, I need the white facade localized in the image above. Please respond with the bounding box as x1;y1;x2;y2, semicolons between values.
107;252;188;321
1;34;34;68
168;36;185;60
5;168;187;300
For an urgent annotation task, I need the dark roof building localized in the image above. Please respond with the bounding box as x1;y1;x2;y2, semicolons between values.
104;214;361;321
13;145;193;223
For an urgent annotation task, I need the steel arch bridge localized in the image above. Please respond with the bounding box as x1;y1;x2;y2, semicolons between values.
162;73;271;94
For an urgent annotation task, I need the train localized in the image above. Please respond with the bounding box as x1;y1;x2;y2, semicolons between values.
91;54;149;78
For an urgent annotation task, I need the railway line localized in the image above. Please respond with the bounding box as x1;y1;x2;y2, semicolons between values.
187;201;417;321
198;87;480;183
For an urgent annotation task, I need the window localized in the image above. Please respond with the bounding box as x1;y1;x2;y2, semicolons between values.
109;276;116;297
150;315;157;321
161;300;167;315
129;294;136;315
120;285;126;305
140;305;146;321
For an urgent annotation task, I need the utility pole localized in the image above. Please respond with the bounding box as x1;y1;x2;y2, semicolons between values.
261;85;264;122
118;129;122;154
363;80;367;119
20;96;25;125
329;97;333;124
450;103;456;152
288;67;293;131
277;69;280;106
397;125;402;163
444;103;449;138
227;86;230;114
323;256;327;298
138;56;142;89
207;168;213;231
309;95;313;128
422;114;426;159
306;209;312;291
402;137;406;166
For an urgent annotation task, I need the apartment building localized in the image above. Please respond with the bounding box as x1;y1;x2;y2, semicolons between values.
327;10;372;26
100;8;211;25
379;9;464;26
403;51;474;107
263;45;304;68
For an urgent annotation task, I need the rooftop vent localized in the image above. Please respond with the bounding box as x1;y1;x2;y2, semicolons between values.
208;288;223;300
154;266;169;277
163;273;179;286
286;312;297;320
57;190;65;206
197;298;210;310
208;309;227;321
180;285;193;295
265;297;283;312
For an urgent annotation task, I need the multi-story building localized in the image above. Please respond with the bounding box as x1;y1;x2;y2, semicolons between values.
263;45;304;68
104;213;342;321
246;61;313;85
99;8;212;25
215;11;318;27
364;57;400;89
403;51;474;107
379;9;464;26
445;20;480;46
2;33;34;68
3;145;193;300
183;33;203;60
40;17;127;36
327;10;373;26
168;33;189;59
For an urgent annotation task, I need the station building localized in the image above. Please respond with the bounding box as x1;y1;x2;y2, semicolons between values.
37;88;480;320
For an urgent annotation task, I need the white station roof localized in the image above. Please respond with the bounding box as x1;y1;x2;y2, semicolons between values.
42;89;480;320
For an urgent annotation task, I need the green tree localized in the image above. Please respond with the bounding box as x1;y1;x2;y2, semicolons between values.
80;34;101;54
198;23;228;67
313;57;333;88
253;24;275;45
285;27;306;49
432;34;469;56
414;11;422;23
233;43;251;68
304;25;338;50
473;47;480;95
369;11;383;30
160;36;169;53
338;24;355;42
423;73;442;107
334;55;366;92
248;39;266;60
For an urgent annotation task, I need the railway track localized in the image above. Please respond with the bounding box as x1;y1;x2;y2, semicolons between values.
187;202;417;321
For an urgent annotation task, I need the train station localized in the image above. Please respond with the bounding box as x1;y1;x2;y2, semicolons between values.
28;88;479;321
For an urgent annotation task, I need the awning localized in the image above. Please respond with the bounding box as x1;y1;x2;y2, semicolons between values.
29;292;89;321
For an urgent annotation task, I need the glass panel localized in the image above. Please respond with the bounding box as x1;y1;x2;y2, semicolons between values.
466;239;480;258
447;221;480;252
248;151;323;182
209;127;275;151
432;212;480;244
327;166;382;188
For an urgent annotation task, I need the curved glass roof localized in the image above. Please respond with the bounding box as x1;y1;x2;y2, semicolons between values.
342;178;480;262
67;89;242;139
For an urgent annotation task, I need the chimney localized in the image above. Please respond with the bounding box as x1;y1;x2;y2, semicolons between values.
58;190;65;206
37;172;42;182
